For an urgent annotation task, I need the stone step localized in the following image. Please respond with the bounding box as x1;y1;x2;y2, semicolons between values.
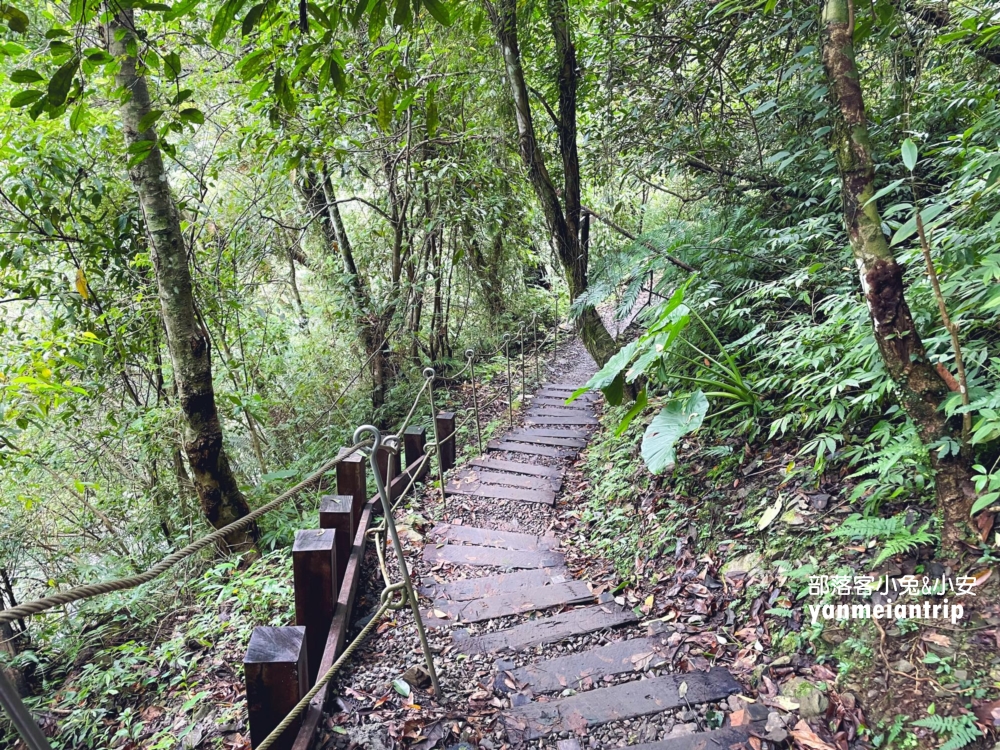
502;669;742;742
487;440;578;459
495;633;675;694
418;568;568;602
528;396;588;408
505;427;590;439
452;601;637;655
428;522;558;551
627;726;756;750
423;581;594;627
453;467;561;491
528;406;595;418
525;415;599;427
504;431;587;448
444;479;557;505
424;543;564;570
469;457;564;478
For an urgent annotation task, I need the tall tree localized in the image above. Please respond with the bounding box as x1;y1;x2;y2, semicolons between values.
820;0;976;550
487;0;619;367
109;9;256;551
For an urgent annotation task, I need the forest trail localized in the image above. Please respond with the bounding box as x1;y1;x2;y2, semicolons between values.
324;337;764;750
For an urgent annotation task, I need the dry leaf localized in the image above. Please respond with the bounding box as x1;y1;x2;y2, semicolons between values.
790;720;836;750
75;268;89;300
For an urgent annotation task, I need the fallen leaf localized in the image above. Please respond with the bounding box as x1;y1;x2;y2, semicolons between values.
678;681;688;699
921;632;951;647
790;720;836;750
757;497;783;531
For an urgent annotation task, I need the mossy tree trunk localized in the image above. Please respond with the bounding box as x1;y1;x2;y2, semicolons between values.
820;0;976;551
109;9;255;551
489;0;619;367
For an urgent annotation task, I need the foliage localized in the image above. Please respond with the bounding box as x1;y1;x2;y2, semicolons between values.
829;514;938;566
911;714;982;750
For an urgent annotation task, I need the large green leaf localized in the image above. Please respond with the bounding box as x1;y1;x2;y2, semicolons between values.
210;0;249;46
47;55;80;107
580;340;638;393
640;391;709;474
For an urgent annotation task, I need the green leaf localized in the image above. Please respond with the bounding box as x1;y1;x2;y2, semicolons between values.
602;372;625;406
901;138;918;171
164;50;182;79
971;492;999;516
392;678;411;697
640;390;708;474
615;387;647;437
863;178;904;207
890;202;948;246
10;68;42;83
179;107;204;124
47;54;80;107
4;5;29;32
328;52;346;94
422;0;450;25
242;2;267;35
376;88;395;131
426;86;438;137
211;0;249;46
126;139;154;167
580;340;638;393
70;0;86;23
10;89;43;107
137;108;163;133
69;101;87;132
164;0;201;21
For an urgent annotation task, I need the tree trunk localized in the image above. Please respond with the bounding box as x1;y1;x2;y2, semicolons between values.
109;9;255;552
821;0;975;551
489;0;618;367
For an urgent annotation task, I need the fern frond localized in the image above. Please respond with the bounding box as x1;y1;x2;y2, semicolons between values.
912;714;982;750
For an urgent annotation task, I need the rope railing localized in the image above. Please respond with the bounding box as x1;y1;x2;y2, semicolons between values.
0;443;369;627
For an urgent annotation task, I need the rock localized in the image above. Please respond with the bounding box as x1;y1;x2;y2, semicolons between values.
894;660;915;674
781;677;829;719
667;723;699;737
401;665;432;690
764;712;788;743
954;670;968;682
678;710;698;722
771;655;792;667
722;551;763;577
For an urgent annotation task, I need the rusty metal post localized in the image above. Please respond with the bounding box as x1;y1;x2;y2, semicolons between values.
336;448;366;533
467;349;483;454
318;495;353;590
292;530;338;685
503;333;513;429
244;626;308;750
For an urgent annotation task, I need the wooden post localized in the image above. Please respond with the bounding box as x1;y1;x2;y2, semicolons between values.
404;425;427;472
292;529;338;685
375;444;402;485
244;626;308;750
319;495;353;590
436;411;456;472
336;447;366;532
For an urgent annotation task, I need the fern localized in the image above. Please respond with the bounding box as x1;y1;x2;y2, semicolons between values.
912;714;982;750
829;514;938;566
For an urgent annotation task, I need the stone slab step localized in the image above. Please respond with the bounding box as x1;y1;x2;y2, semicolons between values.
502;669;742;741
525;415;599;427
488;441;578;459
495;633;674;694
422;581;594;627
424;543;564;569
506;427;590;439
428;522;558;551
452;601;637;655
454;468;561;491
444;479;557;505
529;396;585;408
504;432;587;448
538;385;593;396
628;726;755;750
469;458;563;478
418;568;568;601
528;407;595;418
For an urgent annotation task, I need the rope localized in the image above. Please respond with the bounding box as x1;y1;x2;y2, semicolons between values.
255;592;400;750
0;442;369;626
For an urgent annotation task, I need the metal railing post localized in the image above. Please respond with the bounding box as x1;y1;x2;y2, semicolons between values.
466;349;483;454
519;323;526;404
0;670;55;750
424;368;448;512
354;425;441;698
533;313;540;383
503;333;514;429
